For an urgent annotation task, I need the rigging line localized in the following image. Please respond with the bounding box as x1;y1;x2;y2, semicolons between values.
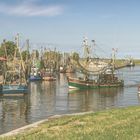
95;44;111;58
95;40;112;49
91;48;108;59
97;41;114;50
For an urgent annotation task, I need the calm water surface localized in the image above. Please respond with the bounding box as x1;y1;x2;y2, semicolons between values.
0;66;140;134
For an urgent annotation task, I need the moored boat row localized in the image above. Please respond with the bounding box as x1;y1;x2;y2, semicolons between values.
0;35;126;95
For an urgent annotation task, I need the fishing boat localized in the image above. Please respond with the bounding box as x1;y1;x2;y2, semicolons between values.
67;37;124;89
67;72;124;89
60;65;66;73
29;50;42;81
1;85;28;94
29;75;42;81
125;56;135;67
60;64;75;73
41;49;57;81
0;57;6;84
42;73;56;81
42;68;56;81
60;53;75;73
0;34;28;94
29;66;42;81
126;61;135;67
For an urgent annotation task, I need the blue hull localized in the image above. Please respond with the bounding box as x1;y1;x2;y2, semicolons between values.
0;85;28;94
29;76;42;81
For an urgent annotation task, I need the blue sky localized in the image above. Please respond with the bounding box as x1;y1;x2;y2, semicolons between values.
0;0;140;58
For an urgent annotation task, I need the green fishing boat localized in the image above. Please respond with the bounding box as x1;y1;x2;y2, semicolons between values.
67;73;124;89
67;36;124;89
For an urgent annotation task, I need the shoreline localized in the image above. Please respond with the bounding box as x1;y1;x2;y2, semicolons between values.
1;106;140;139
0;111;93;137
0;106;140;140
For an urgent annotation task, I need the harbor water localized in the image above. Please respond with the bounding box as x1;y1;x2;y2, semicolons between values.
0;66;140;134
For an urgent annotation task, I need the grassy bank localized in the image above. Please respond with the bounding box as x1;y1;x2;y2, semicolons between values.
134;59;140;65
115;59;140;66
1;106;140;140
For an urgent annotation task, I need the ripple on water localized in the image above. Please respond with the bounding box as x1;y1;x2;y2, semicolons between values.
0;66;140;134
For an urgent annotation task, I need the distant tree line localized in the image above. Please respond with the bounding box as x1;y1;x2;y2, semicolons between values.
0;40;31;61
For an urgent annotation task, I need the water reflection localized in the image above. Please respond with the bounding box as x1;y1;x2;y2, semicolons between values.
0;66;140;134
0;95;28;134
28;81;57;122
68;87;124;112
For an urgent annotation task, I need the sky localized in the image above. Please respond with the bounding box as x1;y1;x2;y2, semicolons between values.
0;0;140;58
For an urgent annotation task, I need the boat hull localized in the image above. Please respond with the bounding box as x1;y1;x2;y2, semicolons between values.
42;76;56;81
29;75;42;81
68;77;124;89
0;85;28;94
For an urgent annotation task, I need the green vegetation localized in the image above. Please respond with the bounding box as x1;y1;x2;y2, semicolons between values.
1;106;140;140
114;59;125;66
21;50;30;62
72;52;79;61
105;59;140;66
0;41;17;59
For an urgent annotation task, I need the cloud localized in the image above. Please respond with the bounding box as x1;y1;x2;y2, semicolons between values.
0;2;64;17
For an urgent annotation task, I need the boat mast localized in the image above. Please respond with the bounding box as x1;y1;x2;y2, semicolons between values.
26;39;30;62
3;40;7;84
15;33;27;85
83;36;91;59
26;39;31;79
112;48;117;71
82;36;91;79
3;39;8;59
